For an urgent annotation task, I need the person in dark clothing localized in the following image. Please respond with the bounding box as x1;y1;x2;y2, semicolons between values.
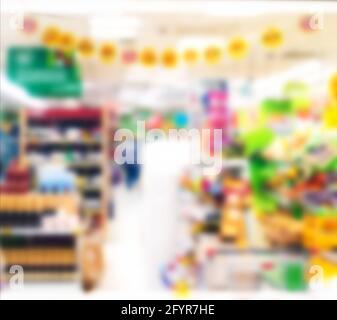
121;139;142;189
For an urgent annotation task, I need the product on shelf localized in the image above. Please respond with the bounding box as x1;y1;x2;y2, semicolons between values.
0;109;20;180
0;234;78;282
170;75;337;293
1;123;105;290
22;107;110;234
0;193;80;284
36;162;76;193
0;159;31;193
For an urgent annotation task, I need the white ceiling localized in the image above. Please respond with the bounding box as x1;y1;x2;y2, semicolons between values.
1;0;336;106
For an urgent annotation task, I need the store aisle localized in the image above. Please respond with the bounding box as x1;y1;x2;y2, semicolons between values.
102;186;149;292
102;140;190;293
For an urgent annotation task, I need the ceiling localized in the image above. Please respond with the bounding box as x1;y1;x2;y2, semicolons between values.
1;1;337;105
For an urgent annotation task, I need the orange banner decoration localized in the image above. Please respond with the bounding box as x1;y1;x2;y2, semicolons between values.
227;37;249;60
37;25;291;65
99;42;117;64
204;45;223;65
77;38;95;58
41;26;61;47
261;27;284;49
59;32;77;51
183;48;199;65
140;47;157;68
161;48;179;68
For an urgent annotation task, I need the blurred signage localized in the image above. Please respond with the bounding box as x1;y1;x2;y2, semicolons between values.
6;46;82;98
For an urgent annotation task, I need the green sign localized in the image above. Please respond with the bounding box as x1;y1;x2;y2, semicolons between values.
6;46;82;98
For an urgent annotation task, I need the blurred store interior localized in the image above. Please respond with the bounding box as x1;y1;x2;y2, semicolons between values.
0;0;337;299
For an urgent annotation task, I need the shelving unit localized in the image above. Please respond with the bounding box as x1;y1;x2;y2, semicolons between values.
20;107;110;235
0;193;81;284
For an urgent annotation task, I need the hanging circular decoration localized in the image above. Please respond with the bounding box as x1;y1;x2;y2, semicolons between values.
299;15;315;33
58;31;77;51
161;48;179;68
77;37;95;58
183;48;199;65
204;45;223;65
329;73;337;100
140;47;157;68
98;42;117;64
22;16;38;34
121;49;138;65
261;27;284;49
227;37;249;60
41;25;61;47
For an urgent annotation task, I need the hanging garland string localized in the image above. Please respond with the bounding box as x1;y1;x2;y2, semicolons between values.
39;24;286;67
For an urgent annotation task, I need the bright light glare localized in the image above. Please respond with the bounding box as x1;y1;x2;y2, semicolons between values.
89;16;142;40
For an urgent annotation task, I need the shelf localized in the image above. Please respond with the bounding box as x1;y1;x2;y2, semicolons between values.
69;164;102;176
26;142;102;152
0;233;76;248
80;188;101;199
27;108;102;121
28;119;101;129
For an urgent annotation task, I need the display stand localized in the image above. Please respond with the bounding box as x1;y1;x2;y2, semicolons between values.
20;107;110;235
